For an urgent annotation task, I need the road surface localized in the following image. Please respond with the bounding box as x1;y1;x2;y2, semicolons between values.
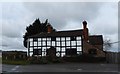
2;63;119;73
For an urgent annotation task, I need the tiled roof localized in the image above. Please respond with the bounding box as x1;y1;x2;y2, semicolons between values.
89;35;103;45
28;29;83;38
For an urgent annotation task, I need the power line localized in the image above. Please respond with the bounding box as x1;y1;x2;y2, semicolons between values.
103;41;120;46
109;41;120;44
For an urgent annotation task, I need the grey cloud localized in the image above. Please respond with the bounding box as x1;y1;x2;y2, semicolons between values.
2;36;25;50
118;2;120;38
118;2;120;52
2;21;22;38
2;3;33;38
23;2;104;30
89;3;118;35
1;2;118;52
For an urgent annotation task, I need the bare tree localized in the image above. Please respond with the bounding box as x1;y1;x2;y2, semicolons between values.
103;39;112;51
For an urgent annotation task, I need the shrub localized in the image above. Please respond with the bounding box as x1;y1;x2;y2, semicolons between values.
28;56;48;64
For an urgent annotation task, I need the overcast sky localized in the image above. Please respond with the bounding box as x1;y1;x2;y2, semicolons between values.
0;1;118;52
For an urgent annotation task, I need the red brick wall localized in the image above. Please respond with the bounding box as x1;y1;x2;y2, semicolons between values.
83;40;105;57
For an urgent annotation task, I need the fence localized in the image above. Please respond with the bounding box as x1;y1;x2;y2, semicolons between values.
2;51;27;60
106;52;119;63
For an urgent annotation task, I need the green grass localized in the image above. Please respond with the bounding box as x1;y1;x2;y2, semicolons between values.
2;57;63;65
2;59;30;65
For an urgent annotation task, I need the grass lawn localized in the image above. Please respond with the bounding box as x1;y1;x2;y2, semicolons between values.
2;59;30;65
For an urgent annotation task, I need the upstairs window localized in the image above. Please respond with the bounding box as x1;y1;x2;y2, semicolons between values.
29;38;33;42
66;37;70;41
71;37;76;41
61;37;65;41
51;37;56;41
34;42;37;46
33;38;38;42
77;36;81;40
38;38;41;41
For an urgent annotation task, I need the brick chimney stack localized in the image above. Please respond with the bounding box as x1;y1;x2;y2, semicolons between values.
82;20;89;41
47;23;52;33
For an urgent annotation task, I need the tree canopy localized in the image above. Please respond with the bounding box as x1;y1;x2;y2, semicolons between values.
23;18;56;48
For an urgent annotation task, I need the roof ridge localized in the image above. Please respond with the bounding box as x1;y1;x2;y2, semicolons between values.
56;29;83;32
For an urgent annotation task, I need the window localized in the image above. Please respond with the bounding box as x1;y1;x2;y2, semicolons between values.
42;38;46;41
66;47;70;49
47;41;51;46
33;47;37;49
38;42;41;46
43;41;46;46
56;52;60;57
42;52;46;56
77;41;81;45
30;52;33;56
29;38;33;42
47;47;50;49
56;47;60;51
61;53;65;57
56;37;60;41
33;38;38;42
61;37;65;41
34;42;37;46
77;36;81;40
30;42;33;46
77;51;82;55
77;47;82;51
62;48;65;51
33;49;42;55
51;37;56;41
42;47;46;51
38;49;42;55
62;42;65;46
38;47;41;49
66;41;70;46
66;37;70;40
47;38;51;41
71;46;76;48
71;37;76;41
30;48;33;50
57;42;60;46
38;38;41;41
52;41;55;46
71;41;76;46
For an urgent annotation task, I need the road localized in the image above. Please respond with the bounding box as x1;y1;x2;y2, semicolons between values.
2;63;119;73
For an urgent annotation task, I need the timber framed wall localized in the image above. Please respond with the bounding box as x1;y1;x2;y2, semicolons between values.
28;36;82;57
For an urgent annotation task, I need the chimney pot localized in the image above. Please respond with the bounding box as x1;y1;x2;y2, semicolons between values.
83;21;87;25
47;23;52;33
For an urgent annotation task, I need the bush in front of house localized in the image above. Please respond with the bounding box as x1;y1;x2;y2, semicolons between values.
28;56;65;64
28;56;48;64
